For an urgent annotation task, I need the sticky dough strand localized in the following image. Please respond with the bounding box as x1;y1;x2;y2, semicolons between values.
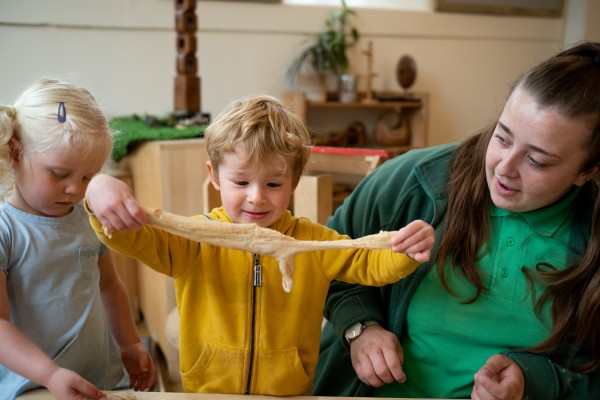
141;206;394;293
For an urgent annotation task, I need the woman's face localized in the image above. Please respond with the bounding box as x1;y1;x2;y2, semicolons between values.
485;87;596;212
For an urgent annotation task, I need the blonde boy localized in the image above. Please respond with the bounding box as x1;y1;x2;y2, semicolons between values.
84;95;434;395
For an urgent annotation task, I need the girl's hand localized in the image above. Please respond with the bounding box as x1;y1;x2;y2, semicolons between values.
86;174;147;232
471;354;524;400
46;368;106;400
120;342;156;391
390;220;435;262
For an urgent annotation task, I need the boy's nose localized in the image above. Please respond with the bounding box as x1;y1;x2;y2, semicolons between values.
247;186;265;203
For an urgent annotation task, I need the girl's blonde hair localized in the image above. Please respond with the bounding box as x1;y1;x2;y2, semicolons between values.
0;78;113;198
204;95;312;187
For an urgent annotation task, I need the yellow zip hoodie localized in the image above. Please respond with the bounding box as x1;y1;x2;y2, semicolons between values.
87;206;420;395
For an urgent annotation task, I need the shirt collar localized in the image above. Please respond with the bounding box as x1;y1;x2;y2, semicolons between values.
490;186;580;236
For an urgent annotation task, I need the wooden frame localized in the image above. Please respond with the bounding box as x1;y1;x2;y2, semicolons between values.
434;0;563;17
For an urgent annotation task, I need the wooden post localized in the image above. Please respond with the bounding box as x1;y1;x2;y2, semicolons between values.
174;0;201;114
362;40;378;104
294;174;333;225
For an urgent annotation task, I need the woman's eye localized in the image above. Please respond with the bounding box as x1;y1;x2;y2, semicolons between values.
527;156;546;168
234;181;249;186
267;183;282;188
494;134;507;145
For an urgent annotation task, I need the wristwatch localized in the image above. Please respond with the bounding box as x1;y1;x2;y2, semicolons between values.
345;320;379;343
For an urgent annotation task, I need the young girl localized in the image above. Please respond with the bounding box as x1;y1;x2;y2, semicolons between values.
0;78;155;400
84;95;435;395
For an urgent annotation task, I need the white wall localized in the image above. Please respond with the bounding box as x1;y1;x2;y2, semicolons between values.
564;0;600;46
0;0;569;145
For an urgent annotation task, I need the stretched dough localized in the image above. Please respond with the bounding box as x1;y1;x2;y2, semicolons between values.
140;206;395;293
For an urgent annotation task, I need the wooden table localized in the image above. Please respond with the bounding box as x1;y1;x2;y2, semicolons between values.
17;389;445;400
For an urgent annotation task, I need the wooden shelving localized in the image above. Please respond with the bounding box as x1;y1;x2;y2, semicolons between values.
283;91;428;155
282;90;429;211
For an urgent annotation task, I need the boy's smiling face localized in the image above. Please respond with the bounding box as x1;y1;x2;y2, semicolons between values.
207;147;295;228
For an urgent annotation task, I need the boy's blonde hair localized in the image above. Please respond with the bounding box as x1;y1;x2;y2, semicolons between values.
204;95;312;187
0;78;113;199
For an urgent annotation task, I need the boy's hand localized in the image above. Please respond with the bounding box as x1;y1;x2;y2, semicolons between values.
86;174;147;232
390;220;434;262
120;342;156;392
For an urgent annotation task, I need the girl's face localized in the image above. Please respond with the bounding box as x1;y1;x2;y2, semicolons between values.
207;148;294;228
485;87;597;212
9;143;106;217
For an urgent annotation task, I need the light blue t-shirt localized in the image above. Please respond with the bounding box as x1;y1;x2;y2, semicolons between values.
375;187;579;398
0;201;123;399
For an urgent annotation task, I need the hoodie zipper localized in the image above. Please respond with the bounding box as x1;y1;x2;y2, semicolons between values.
245;253;262;394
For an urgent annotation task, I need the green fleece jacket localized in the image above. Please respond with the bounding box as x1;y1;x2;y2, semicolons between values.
312;143;600;399
88;206;420;395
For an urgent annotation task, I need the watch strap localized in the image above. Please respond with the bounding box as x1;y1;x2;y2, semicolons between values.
363;320;379;329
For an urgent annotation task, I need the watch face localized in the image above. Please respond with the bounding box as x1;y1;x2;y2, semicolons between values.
345;322;364;340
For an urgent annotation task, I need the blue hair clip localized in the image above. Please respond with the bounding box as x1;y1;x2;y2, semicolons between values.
57;102;66;123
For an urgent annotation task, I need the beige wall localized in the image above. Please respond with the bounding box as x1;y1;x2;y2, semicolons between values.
0;0;584;145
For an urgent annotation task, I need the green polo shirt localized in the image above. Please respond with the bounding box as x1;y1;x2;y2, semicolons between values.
374;187;579;398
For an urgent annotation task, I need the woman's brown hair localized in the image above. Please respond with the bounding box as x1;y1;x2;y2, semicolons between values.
435;41;600;372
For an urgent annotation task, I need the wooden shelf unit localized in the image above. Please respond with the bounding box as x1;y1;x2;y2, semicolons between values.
282;91;428;155
282;91;428;212
120;138;211;384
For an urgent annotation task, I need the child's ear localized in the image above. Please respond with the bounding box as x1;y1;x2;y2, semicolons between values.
8;136;21;162
206;161;221;190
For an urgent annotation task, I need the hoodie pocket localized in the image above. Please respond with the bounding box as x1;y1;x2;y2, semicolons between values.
181;342;312;395
254;346;312;395
181;341;246;393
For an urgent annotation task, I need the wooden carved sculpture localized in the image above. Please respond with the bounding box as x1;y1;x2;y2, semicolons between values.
174;0;201;114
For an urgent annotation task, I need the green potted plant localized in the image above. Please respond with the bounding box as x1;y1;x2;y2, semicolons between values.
287;0;360;102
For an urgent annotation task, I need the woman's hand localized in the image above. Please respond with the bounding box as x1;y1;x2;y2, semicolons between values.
390;220;435;262
349;324;406;387
471;354;524;400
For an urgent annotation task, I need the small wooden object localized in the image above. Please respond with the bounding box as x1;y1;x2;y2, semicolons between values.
397;54;417;91
362;41;378;104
